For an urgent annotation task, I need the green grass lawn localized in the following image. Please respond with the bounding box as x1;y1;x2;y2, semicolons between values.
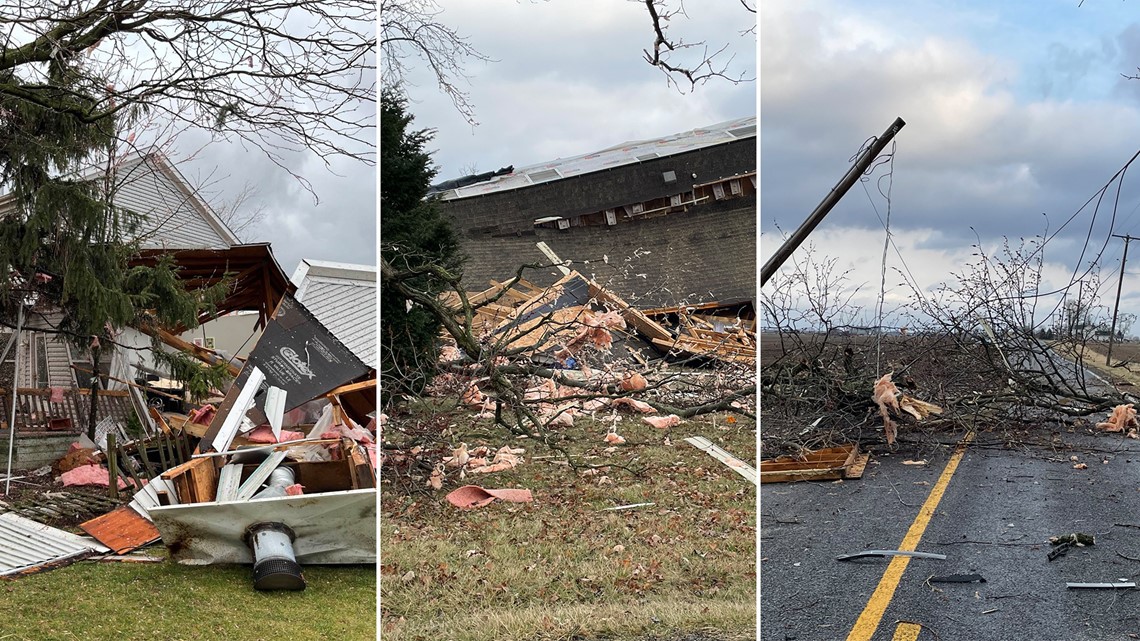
0;560;376;641
380;410;757;641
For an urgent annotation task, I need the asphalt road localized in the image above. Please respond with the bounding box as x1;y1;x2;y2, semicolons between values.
760;429;1140;641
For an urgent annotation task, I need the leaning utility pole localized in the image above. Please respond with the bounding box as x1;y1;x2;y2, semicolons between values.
760;116;906;287
1107;234;1136;365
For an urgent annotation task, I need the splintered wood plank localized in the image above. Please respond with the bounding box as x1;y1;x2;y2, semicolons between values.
235;450;288;500
160;457;217;504
845;453;871;479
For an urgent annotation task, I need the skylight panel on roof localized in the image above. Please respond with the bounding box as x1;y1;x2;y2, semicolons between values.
728;124;757;138
526;168;561;183
636;153;659;161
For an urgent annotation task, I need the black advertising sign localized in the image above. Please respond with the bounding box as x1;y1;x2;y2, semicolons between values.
240;294;370;411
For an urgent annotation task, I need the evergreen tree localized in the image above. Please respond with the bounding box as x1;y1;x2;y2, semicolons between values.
0;62;229;438
380;88;462;403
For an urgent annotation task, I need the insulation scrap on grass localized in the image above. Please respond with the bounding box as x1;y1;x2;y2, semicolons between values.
643;414;681;429
1097;404;1139;433
612;398;655;414
445;485;533;510
441;445;526;475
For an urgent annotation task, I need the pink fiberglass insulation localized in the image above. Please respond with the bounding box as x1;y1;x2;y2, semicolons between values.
245;426;306;444
61;464;131;489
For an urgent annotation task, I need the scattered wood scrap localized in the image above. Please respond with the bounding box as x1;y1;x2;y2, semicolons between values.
759;444;869;483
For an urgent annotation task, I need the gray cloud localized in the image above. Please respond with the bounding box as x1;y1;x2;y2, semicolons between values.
395;0;756;182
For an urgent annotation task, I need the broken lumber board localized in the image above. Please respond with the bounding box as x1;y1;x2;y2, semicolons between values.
684;436;756;484
650;338;756;364
349;443;375;490
760;445;859;483
160;457;218;504
586;282;674;343
235;450;288;500
845;453;871;480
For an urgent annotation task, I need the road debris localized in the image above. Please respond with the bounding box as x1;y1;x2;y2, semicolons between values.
1066;581;1136;589
836;550;947;561
871;373;944;445
759;443;865;484
1097;404;1139;433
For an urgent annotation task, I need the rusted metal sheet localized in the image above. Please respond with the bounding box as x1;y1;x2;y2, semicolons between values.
0;512;109;575
148;488;376;565
79;506;161;555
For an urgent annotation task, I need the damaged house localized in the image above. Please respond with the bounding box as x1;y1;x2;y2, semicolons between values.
430;117;756;307
0;151;289;468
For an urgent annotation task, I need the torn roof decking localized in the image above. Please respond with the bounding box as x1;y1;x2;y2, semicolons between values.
431;116;757;201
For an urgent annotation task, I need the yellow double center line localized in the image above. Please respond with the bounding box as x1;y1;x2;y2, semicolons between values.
846;432;976;641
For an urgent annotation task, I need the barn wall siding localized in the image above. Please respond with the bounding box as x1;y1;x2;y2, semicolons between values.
439;138;756;306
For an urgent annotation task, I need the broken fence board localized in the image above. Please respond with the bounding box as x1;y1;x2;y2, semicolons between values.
684;436;757;484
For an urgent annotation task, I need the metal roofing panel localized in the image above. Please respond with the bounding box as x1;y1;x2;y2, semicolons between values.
0;512;109;575
79;506;161;555
148;488;377;565
440;116;756;200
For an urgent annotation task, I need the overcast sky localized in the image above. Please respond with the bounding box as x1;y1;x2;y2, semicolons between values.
175;138;377;279
396;0;756;184
761;0;1140;331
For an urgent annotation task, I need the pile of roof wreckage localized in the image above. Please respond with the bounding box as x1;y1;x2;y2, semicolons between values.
385;245;755;480
0;254;376;591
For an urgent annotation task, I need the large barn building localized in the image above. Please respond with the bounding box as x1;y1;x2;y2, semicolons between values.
431;117;756;308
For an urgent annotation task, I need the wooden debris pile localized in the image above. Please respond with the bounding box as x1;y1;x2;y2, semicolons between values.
640;300;755;365
442;271;756;367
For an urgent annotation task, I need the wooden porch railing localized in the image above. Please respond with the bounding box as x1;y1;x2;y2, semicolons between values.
0;388;137;434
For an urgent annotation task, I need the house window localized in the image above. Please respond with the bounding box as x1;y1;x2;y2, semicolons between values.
556;219;570;230
730;179;742;195
631;203;645;215
605;209;617;225
670;194;683;207
712;184;725;200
